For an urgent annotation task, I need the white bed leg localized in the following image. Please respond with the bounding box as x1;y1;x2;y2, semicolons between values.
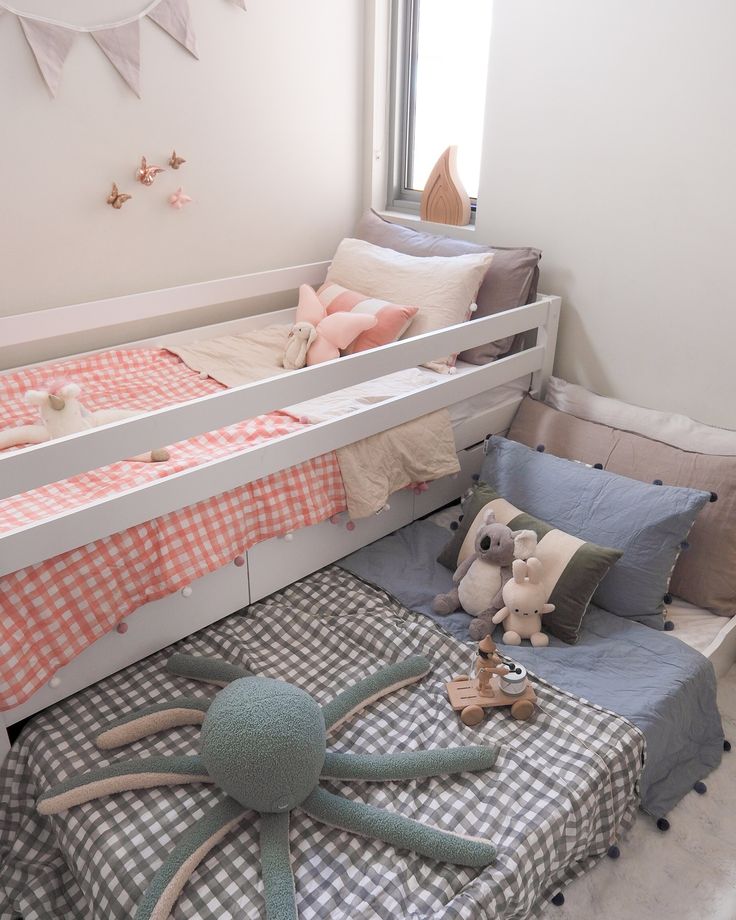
0;724;11;765
531;295;561;399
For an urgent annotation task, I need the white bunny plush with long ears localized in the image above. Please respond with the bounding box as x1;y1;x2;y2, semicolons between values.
0;379;169;463
492;557;555;647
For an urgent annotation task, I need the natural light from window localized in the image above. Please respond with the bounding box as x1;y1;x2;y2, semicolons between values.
409;0;493;200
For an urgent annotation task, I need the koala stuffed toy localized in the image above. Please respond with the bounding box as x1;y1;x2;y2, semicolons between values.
433;510;537;640
492;557;555;646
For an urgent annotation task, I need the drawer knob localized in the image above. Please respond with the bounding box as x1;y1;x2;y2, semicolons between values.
48;676;61;689
346;521;356;532
234;555;246;567
116;621;129;634
181;586;193;598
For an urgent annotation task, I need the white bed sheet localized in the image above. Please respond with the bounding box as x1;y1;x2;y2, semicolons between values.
447;364;531;430
287;362;531;431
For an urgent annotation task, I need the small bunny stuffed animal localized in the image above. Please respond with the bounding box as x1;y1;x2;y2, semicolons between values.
492;557;554;647
283;322;318;370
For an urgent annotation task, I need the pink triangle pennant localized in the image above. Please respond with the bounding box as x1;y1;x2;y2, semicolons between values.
148;0;198;60
92;20;141;97
19;17;76;97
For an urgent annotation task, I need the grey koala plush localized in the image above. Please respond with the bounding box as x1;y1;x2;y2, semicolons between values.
433;509;537;640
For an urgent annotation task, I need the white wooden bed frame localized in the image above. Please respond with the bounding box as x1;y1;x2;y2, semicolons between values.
0;261;561;761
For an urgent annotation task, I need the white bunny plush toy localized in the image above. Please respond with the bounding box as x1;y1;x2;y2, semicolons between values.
492;557;555;647
0;379;169;463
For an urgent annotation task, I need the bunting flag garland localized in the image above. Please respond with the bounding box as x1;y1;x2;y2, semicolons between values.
0;0;245;97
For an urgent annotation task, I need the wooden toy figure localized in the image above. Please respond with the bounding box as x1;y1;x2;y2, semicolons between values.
447;637;537;726
475;636;509;695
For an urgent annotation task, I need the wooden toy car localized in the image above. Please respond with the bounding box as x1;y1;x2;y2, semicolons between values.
446;670;537;725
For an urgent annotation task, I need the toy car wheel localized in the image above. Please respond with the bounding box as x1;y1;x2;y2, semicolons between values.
511;700;535;721
461;705;485;726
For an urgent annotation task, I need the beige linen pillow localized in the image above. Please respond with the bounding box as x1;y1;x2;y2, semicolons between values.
325;238;493;372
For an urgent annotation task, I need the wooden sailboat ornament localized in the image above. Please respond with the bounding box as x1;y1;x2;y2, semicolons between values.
420;145;471;226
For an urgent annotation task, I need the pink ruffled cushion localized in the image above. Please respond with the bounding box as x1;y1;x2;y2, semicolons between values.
317;282;418;354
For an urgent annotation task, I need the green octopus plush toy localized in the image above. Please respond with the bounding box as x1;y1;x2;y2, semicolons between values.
37;653;499;920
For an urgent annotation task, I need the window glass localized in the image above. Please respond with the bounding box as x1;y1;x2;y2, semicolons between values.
408;0;493;199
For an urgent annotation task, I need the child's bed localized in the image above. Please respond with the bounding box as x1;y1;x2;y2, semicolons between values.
1;237;732;919
0;259;561;755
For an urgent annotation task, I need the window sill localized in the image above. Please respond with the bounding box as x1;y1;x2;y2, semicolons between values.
375;208;478;241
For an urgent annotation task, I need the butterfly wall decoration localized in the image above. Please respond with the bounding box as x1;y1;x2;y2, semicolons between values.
169;150;186;170
135;156;166;186
107;183;132;209
169;187;193;209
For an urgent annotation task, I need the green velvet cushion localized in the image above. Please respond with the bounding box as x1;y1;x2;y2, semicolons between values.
438;483;622;644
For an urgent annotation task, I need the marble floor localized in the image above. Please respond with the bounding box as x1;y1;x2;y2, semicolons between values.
542;664;736;920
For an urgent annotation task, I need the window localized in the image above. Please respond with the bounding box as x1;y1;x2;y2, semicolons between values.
389;0;493;218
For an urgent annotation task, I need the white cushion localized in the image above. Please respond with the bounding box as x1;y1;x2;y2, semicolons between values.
325;238;493;372
545;376;736;456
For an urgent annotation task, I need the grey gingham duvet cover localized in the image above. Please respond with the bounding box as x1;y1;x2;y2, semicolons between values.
0;567;644;920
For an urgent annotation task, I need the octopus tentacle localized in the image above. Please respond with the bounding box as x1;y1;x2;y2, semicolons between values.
135;796;248;920
96;697;212;749
37;755;212;815
320;745;499;782
167;653;252;687
321;656;431;733
260;811;297;920
302;786;495;868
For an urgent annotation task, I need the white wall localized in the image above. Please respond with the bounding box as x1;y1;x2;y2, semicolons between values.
0;0;363;359
475;0;736;428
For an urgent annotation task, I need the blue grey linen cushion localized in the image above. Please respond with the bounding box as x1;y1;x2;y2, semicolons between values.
481;436;710;627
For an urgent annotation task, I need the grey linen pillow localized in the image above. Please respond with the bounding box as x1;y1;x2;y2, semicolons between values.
354;209;541;364
438;482;622;644
481;436;710;628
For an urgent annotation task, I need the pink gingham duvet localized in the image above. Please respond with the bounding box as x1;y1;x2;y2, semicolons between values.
0;348;346;710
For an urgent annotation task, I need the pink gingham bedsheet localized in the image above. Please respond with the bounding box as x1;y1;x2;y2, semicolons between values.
0;348;346;710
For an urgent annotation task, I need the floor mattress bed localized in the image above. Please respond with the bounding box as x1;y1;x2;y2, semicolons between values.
0;567;644;920
338;514;726;821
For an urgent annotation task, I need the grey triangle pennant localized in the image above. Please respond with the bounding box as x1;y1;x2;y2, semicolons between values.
92;20;141;97
19;17;76;97
148;0;198;59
